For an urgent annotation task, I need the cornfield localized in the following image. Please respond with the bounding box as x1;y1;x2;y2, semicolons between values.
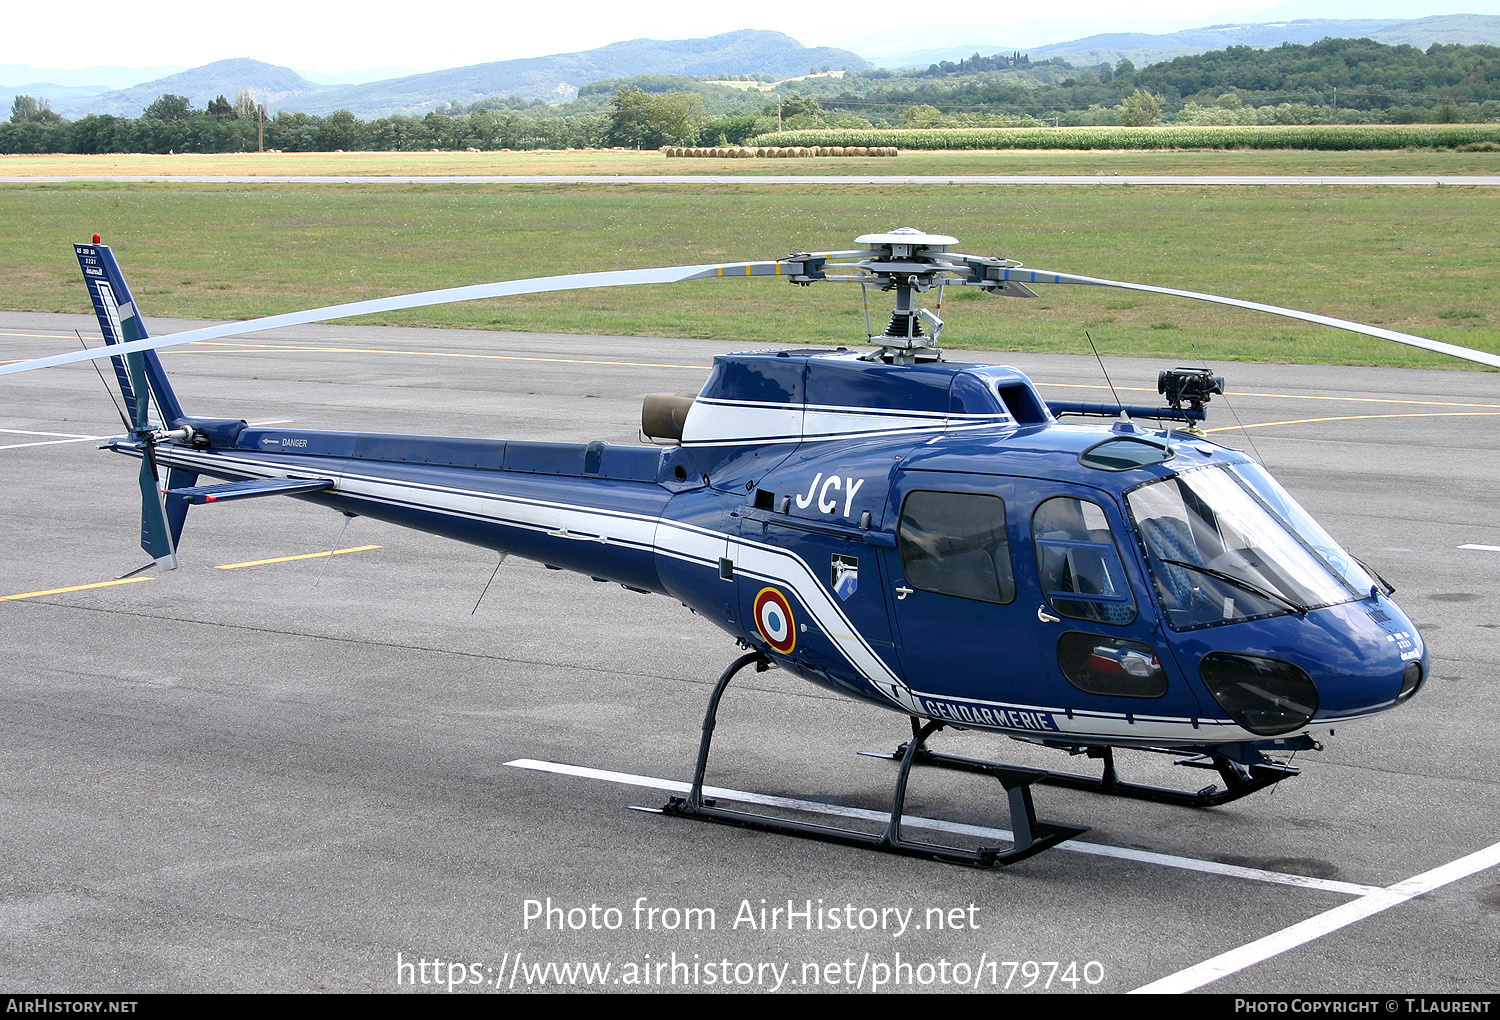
661;145;898;158
749;124;1500;151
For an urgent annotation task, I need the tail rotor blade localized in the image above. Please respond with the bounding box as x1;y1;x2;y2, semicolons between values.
124;350;176;570
136;445;176;571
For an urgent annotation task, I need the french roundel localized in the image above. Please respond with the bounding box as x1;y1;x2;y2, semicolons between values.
753;587;797;655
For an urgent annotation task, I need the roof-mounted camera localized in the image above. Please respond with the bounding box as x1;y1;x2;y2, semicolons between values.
1158;367;1225;413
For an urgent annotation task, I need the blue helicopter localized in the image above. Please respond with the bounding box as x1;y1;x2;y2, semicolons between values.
8;227;1496;866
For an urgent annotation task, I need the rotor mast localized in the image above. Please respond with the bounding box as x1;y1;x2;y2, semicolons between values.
856;228;956;363
780;227;1040;364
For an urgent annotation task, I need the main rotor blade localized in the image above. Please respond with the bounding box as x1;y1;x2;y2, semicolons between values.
0;260;792;377
7;250;1495;374
1002;267;1500;370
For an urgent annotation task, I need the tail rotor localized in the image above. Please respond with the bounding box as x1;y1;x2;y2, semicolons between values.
124;351;180;571
76;238;196;574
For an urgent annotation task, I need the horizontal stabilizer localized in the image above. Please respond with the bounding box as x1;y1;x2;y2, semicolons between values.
168;477;335;505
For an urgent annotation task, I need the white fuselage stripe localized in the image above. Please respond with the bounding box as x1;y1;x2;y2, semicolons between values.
682;399;1012;447
150;442;1311;743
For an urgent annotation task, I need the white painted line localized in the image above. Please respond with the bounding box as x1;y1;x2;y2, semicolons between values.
0;428;103;439
0;420;291;451
504;758;1379;896
0;429;112;450
1458;544;1500;552
1131;839;1500;993
1059;839;1374;895
0;438;108;450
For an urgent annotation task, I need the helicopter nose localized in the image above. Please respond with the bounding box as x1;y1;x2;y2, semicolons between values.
1190;599;1425;736
1306;649;1426;722
1317;599;1428;715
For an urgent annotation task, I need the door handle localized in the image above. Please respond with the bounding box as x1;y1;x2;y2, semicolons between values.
895;585;914;600
1037;605;1061;623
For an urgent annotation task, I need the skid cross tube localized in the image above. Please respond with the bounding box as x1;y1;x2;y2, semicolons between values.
661;658;1086;867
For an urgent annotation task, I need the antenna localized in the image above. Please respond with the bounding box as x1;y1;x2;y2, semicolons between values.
78;331;131;431
471;554;508;615
1084;331;1126;418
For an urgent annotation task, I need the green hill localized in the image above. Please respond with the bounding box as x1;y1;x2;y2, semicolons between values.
291;31;868;116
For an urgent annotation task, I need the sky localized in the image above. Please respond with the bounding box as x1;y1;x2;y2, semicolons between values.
6;0;1500;76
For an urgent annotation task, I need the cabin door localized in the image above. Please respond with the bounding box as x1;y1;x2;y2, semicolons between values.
880;471;1066;725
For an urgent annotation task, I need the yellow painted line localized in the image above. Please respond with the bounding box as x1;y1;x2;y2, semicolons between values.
1237;389;1500;409
215;544;382;570
1059;380;1500;410
1;576;152;601
0;331;83;340
1206;411;1500;432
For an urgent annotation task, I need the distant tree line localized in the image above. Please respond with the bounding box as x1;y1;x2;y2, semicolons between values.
0;85;821;153
1;91;615;154
801;39;1500;126
922;52;1033;75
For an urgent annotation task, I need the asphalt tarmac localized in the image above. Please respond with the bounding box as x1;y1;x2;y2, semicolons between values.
1;311;1497;994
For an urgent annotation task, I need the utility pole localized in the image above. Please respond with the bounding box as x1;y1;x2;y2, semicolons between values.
257;104;265;152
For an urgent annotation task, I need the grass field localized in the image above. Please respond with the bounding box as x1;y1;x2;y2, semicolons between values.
1;161;1496;370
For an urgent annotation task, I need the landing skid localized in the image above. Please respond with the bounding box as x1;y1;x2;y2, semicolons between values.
864;726;1299;808
658;653;1087;867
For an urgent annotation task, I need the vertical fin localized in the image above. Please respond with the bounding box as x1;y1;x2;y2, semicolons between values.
76;239;193;569
75;240;185;424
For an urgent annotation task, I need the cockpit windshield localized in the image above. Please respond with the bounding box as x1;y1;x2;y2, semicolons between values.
1127;462;1375;630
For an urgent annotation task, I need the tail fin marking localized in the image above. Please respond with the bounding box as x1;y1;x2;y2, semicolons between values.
76;240;193;570
75;242;184;425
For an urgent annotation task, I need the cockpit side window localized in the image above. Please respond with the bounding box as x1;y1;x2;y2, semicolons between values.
897;490;1015;604
1032;496;1137;625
